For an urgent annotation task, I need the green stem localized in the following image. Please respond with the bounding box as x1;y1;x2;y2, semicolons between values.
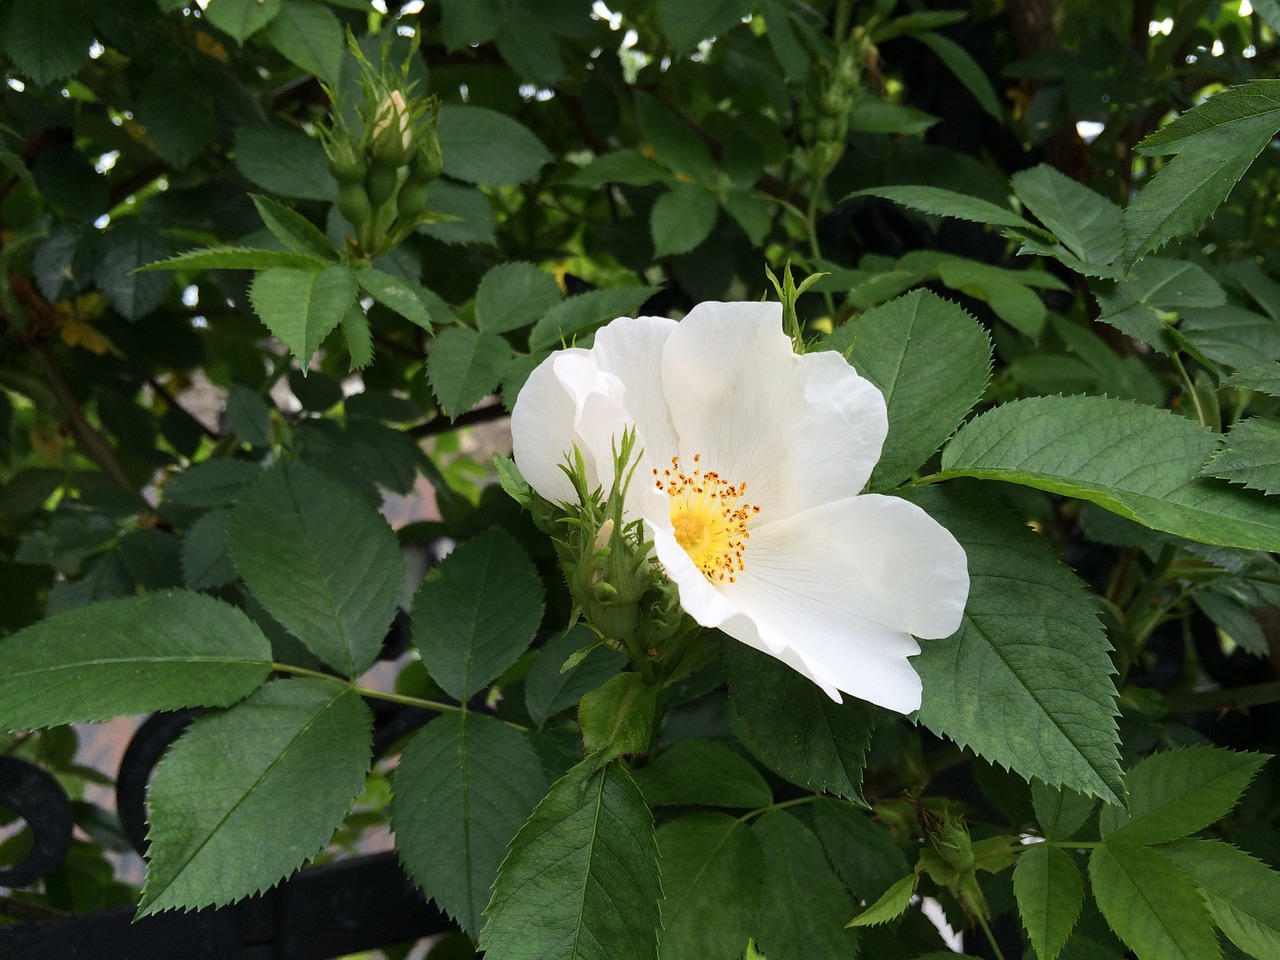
1165;681;1280;714
269;661;528;731
975;909;1008;960
1171;351;1211;429
1119;544;1179;667
803;184;838;320
737;794;819;824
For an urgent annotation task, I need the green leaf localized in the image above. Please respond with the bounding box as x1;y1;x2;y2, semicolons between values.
95;222;172;320
1227;259;1280;320
164;459;263;508
356;269;435;332
482;762;662;960
721;192;772;246
228;460;404;677
725;640;874;804
1093;257;1225;349
1099;746;1267;845
140;246;327;272
235;124;337;201
391;712;547;938
0;591;272;730
437;106;551;186
1011;164;1123;267
427;326;513;417
411;527;543;702
634;740;771;810
204;0;283;41
475;262;563;335
657;813;763;960
135;68;217;169
1125;102;1280;265
261;0;343;85
33;223;100;302
828;289;991;491
181;509;238;591
901;487;1123;804
939;394;1280;553
139;678;371;915
657;0;753;53
248;265;357;367
1195;587;1270;658
1178;303;1280;370
0;0;93;85
1014;844;1084;960
567;150;674;188
1088;843;1220;960
847;873;916;927
934;256;1058;337
439;0;500;49
761;0;807;82
915;32;1002;119
495;6;563;86
529;286;659;352
226;384;272;448
1161;838;1280;960
1253;0;1280;31
753;813;860;958
339;300;373;369
580;672;659;761
847;101;938;135
634;91;716;183
418;179;496;245
250;194;334;261
651;184;719;257
524;626;626;727
1223;360;1280;397
1201;417;1280;495
1136;80;1280;154
845;185;1034;231
812;799;912;903
1031;781;1097;842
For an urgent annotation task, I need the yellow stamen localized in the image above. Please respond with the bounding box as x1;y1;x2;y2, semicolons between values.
654;454;759;583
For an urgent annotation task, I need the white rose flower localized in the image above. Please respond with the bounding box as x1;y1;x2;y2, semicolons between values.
511;300;969;714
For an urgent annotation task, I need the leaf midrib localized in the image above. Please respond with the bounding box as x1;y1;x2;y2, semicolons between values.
142;685;349;912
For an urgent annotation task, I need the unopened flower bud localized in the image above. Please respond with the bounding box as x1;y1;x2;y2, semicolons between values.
365;163;399;208
327;134;367;184
371;90;411;168
336;181;372;227
573;514;647;643
932;812;975;873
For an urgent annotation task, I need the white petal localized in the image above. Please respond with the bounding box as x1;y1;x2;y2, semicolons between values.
704;493;969;713
745;493;969;640
510;347;596;504
589;316;680;469
660;302;888;517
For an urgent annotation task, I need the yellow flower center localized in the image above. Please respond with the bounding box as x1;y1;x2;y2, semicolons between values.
654;454;759;583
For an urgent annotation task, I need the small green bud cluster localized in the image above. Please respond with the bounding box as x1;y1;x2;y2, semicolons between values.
801;32;871;180
532;430;703;684
318;36;444;258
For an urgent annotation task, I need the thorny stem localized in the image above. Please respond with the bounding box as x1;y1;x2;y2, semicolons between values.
269;661;528;731
32;342;147;504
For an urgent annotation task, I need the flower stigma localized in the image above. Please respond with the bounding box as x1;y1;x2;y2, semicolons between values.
654;454;759;583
